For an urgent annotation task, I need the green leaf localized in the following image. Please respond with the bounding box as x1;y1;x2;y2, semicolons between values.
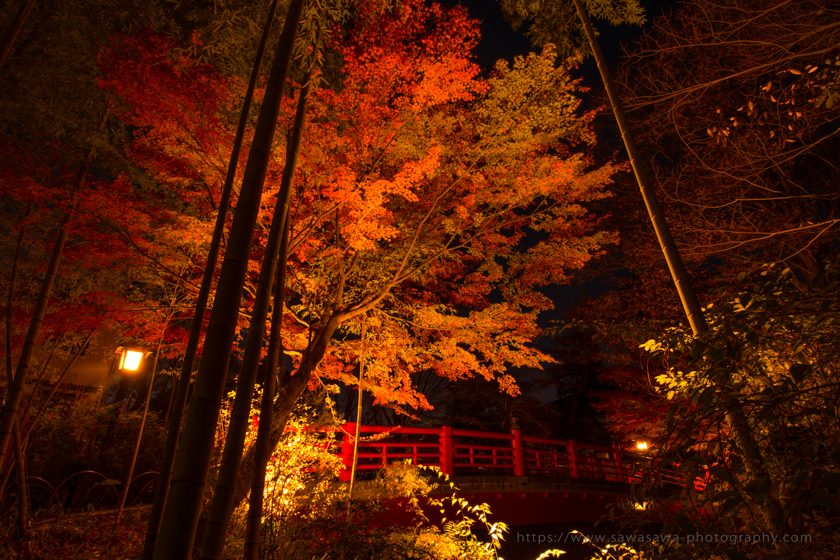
674;513;696;534
719;497;744;517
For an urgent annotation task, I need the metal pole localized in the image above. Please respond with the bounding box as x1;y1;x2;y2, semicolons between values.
115;318;169;525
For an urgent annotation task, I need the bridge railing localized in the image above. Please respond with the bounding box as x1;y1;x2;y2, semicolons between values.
335;423;707;491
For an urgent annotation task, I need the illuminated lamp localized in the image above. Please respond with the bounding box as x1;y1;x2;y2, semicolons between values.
115;346;149;372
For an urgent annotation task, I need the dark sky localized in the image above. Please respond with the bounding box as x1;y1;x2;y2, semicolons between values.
442;0;681;86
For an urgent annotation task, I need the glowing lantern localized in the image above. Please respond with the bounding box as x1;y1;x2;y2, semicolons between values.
636;441;649;451
116;347;146;371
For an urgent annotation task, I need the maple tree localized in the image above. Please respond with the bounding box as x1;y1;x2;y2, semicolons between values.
96;1;619;554
223;0;619;510
0;1;250;527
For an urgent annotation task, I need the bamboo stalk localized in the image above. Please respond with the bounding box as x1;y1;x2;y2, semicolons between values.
242;213;290;560
151;1;305;557
199;65;314;560
140;0;286;556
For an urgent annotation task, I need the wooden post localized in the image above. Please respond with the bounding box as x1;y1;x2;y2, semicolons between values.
511;419;525;477
568;440;579;479
440;426;453;476
340;423;356;482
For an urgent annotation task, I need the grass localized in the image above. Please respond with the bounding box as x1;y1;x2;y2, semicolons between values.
1;506;150;560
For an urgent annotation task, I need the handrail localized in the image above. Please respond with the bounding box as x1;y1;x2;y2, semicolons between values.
334;423;708;491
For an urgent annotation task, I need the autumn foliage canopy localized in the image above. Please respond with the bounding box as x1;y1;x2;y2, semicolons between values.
93;0;617;414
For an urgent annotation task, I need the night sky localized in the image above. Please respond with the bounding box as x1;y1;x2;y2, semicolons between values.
441;0;681;83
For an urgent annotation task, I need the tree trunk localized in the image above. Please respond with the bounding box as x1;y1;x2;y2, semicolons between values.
0;111;105;468
140;0;285;556
151;1;305;557
0;0;36;71
198;67;313;560
232;315;342;509
3;201;30;535
570;0;706;336
243;212;290;560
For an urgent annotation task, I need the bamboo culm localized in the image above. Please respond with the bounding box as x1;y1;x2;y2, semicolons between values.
243;213;290;560
151;1;305;558
199;69;313;560
140;0;286;556
571;0;788;541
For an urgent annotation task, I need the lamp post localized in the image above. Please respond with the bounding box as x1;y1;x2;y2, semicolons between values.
101;347;146;407
114;346;154;526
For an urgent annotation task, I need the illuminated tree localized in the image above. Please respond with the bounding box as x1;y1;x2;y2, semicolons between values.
97;2;618;554
224;0;618;509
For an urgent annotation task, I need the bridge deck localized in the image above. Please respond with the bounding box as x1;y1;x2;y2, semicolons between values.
351;476;638;525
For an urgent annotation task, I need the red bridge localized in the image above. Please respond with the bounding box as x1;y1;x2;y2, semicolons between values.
336;424;707;525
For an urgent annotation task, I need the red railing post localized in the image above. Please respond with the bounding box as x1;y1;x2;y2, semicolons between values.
440;426;453;476
340;422;356;482
568;440;579;479
511;426;525;476
614;446;626;482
